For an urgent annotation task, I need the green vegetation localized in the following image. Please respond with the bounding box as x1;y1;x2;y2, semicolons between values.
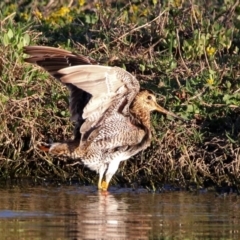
1;0;240;190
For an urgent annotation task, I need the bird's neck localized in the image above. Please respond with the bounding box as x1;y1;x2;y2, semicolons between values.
130;100;151;129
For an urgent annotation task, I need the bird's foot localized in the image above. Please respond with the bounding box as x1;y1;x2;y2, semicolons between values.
100;181;109;191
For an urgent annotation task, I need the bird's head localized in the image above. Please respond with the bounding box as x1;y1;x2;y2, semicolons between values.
136;90;185;121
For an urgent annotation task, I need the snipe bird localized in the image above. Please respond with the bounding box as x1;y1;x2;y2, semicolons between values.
24;46;184;191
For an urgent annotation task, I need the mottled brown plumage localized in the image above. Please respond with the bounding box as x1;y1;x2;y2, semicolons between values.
24;46;184;191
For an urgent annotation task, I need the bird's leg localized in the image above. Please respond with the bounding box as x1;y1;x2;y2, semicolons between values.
98;165;106;190
101;160;121;191
97;164;112;191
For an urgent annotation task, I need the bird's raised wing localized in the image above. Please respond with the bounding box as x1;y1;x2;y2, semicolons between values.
57;65;140;141
24;46;140;142
24;46;97;74
24;46;97;140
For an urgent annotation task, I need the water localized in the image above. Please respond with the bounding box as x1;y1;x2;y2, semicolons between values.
0;184;239;239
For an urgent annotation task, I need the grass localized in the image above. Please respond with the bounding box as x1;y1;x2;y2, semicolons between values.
1;0;240;191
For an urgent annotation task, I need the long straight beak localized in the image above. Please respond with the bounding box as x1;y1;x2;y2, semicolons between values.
155;103;187;122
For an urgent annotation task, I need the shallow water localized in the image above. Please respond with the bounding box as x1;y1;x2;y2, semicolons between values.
0;184;239;240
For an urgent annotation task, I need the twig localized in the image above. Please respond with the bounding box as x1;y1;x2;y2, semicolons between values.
1;12;16;25
176;29;191;75
200;101;239;109
187;87;207;101
91;8;169;54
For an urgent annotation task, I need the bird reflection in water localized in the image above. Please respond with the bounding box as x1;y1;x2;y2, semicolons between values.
65;188;151;239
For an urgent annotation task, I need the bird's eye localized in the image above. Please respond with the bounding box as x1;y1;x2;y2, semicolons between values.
147;95;152;100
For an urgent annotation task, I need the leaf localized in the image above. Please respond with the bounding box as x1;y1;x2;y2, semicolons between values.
225;132;236;144
23;33;30;46
223;94;230;102
139;64;145;72
186;105;194;113
17;40;23;50
226;81;231;89
169;60;177;70
7;29;13;40
3;33;9;46
61;111;66;116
